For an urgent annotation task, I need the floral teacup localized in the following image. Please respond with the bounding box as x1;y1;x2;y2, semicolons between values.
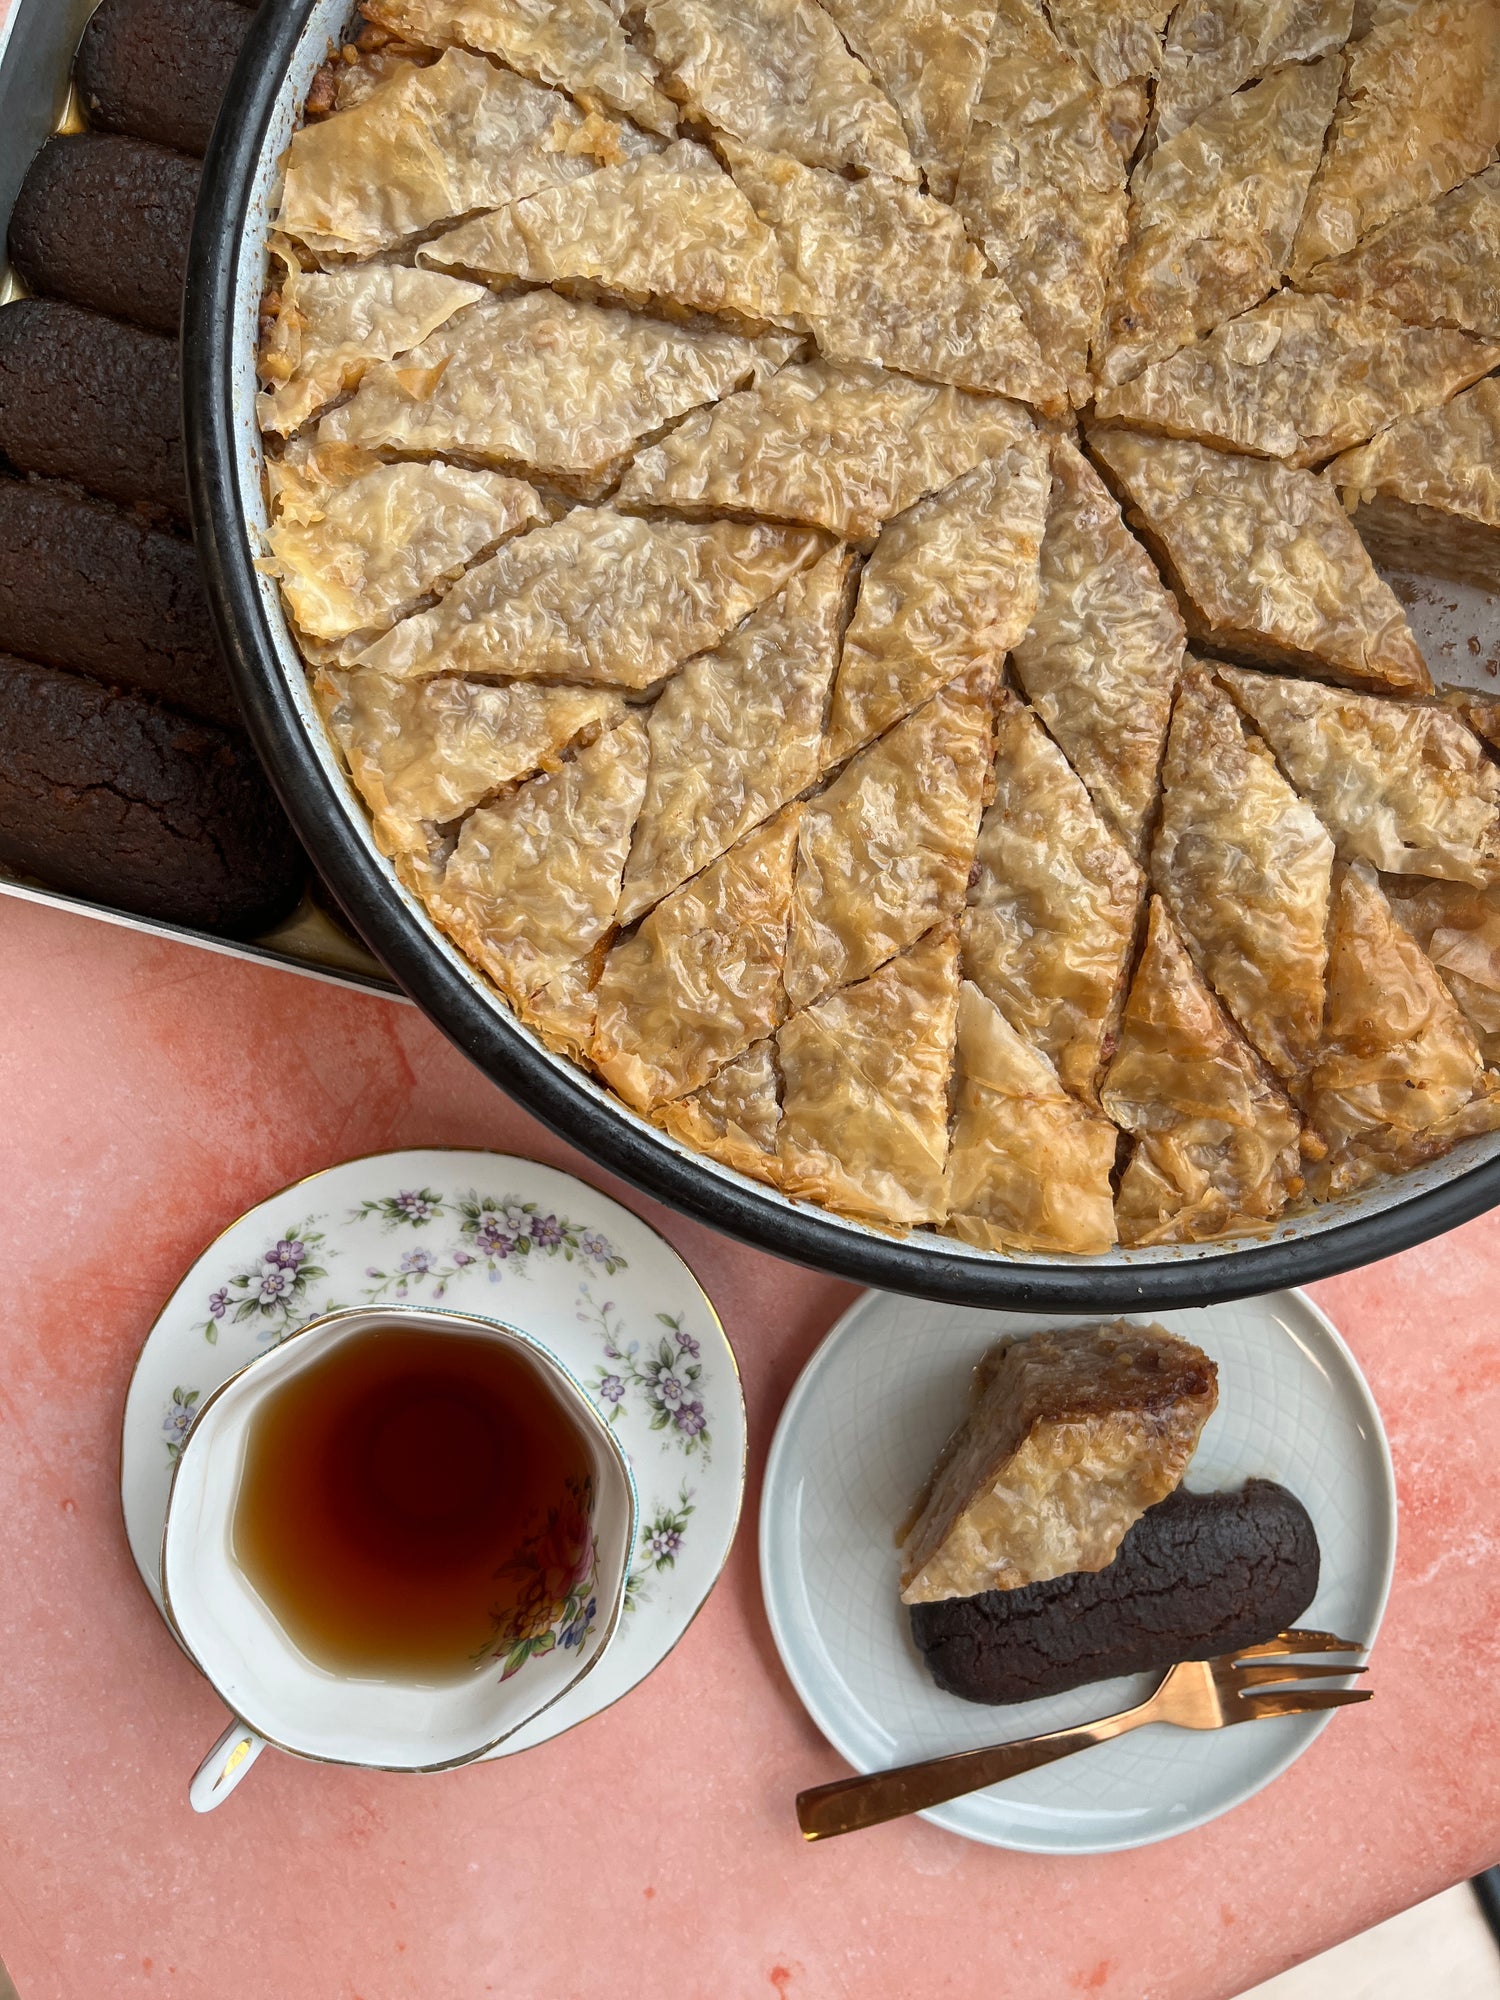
161;1305;636;1810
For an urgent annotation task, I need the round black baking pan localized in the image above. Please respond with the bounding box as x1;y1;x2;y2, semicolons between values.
182;0;1500;1311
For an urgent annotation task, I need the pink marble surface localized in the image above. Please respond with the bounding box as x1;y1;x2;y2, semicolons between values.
3;893;1500;2000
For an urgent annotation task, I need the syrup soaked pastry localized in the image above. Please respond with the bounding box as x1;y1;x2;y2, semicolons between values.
1095;57;1340;386
616;359;1034;545
1298;163;1500;339
1307;862;1500;1196
1152;664;1334;1084
818;0;999;200
777;923;961;1229
314;667;623;862
944;982;1119;1256
783;668;995;1011
273;50;658;264
1328;378;1500;591
721;142;1067;410
1290;0;1500;278
359;510;822;688
636;0;917;180
264;452;544;652
1044;0;1173;87
620;545;855;926
1152;0;1353;148
1101;897;1306;1246
257;261;484;437
1095;294;1500;469
1219;668;1500;885
362;0;678;134
1088;427;1432;696
825;439;1050;761
425;712;649;1010
1010;436;1184;860
1443;684;1500;756
418;142;803;331
654;1037;783;1183
952;0;1129;408
963;691;1144;1103
1382;875;1500;1064
899;1321;1218;1603
592;808;801;1111
317;289;790;494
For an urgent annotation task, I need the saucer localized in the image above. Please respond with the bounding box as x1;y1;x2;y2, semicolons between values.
122;1149;745;1758
761;1290;1396;1853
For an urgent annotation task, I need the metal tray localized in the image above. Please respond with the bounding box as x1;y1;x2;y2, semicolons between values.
0;0;401;999
185;0;1500;1307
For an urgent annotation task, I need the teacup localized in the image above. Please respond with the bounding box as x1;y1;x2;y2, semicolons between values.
161;1305;637;1810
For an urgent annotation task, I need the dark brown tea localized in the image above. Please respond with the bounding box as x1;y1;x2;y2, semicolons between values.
232;1325;594;1686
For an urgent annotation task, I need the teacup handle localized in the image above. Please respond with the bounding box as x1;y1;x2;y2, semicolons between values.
189;1719;267;1813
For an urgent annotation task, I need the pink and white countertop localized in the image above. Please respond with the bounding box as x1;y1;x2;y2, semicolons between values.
3;891;1500;2000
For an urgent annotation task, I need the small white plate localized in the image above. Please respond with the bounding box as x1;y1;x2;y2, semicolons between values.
760;1291;1396;1853
122;1149;745;1758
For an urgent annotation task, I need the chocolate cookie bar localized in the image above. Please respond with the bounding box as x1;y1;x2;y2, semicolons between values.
909;1480;1320;1704
75;0;252;158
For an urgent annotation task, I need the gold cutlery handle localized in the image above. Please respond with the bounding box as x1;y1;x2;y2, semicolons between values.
796;1703;1153;1841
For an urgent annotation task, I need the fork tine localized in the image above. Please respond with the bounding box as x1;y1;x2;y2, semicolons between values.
1233;1628;1368;1659
1231;1660;1369;1688
1235;1687;1373;1720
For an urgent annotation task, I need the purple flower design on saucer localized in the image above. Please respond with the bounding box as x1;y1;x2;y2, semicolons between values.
201;1221;330;1345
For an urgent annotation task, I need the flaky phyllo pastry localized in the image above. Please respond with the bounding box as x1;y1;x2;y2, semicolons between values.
260;0;1500;1254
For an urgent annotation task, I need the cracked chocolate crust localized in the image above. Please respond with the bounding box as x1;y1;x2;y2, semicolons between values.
0;653;302;935
908;1478;1320;1704
75;0;252;158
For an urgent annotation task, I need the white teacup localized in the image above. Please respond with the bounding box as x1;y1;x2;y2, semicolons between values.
161;1305;637;1810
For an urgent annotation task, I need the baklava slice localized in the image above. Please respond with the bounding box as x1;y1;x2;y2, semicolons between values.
1088;427;1431;695
963;692;1144;1104
1008;438;1183;861
1152;664;1334;1085
655;1038;783;1184
1094;294;1500;468
1298;163;1500;339
1220;668;1500;884
1101;897;1306;1245
818;0;998;200
1044;0;1173;88
825;438;1049;760
1328;378;1500;591
1151;0;1353;148
1381;875;1500;1064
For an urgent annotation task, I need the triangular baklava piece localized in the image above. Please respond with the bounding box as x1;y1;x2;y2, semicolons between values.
818;0;998;200
952;0;1129;408
1381;875;1500;1064
363;0;679;133
593;807;801;1111
963;690;1144;1102
784;667;995;1011
778;923;961;1229
1152;0;1352;148
721;142;1066;410
825;438;1049;761
1009;436;1184;860
1219;668;1500;884
945;981;1119;1255
1095;294;1500;468
1100;897;1306;1246
1152;664;1334;1084
1044;0;1172;88
1095;57;1340;385
620;544;855;925
655;1039;784;1184
1298;162;1500;338
1088;427;1431;695
318;290;791;495
635;0;917;179
358;510;824;688
1290;0;1500;278
1306;862;1500;1195
616;359;1035;546
1328;378;1500;591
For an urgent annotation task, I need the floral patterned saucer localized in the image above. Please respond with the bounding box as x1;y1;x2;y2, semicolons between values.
121;1149;746;1758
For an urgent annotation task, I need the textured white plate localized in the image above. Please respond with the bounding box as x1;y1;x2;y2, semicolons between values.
761;1291;1395;1852
122;1150;745;1758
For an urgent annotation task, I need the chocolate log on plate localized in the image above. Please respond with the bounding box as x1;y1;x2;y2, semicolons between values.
909;1480;1321;1705
75;0;253;158
6;133;200;337
0;301;187;522
0;478;239;730
0;653;301;936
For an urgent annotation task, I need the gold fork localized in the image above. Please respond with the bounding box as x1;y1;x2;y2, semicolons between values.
796;1628;1371;1841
